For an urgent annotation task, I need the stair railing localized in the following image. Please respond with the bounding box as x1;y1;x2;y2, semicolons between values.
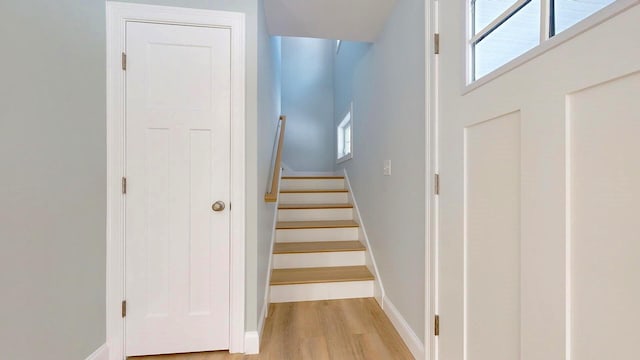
265;115;287;202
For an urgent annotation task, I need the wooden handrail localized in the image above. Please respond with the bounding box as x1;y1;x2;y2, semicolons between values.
265;115;287;202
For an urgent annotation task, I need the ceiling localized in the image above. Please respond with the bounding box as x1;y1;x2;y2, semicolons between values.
264;0;397;42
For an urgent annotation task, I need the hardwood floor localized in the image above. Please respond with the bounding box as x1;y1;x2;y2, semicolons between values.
130;298;414;360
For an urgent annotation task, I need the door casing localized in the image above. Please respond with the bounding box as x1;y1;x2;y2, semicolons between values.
106;3;246;359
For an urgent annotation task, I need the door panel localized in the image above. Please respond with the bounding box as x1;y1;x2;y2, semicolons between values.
464;113;521;360
437;2;640;359
569;72;640;360
125;21;231;356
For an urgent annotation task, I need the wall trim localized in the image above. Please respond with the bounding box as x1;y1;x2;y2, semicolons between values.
425;0;436;359
343;169;385;306
106;3;246;358
383;297;426;360
244;331;260;355
86;344;109;360
258;167;282;344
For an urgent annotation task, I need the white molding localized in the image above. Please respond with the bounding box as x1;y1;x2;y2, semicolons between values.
258;167;282;345
106;3;246;358
383;297;426;360
343;169;385;306
86;344;109;360
257;294;269;340
425;0;436;359
244;331;260;355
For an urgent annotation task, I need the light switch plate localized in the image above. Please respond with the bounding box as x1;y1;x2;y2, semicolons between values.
384;160;391;176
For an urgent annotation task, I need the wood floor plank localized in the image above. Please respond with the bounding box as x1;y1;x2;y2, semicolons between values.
276;220;359;230
128;298;413;360
278;203;353;209
273;241;365;254
270;266;374;285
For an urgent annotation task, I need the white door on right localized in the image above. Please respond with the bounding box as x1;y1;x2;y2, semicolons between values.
437;1;640;359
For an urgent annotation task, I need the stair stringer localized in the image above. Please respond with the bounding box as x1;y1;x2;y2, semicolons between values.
259;167;282;338
343;168;386;307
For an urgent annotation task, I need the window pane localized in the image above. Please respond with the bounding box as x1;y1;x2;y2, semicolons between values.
474;0;540;79
474;0;520;33
337;127;344;158
344;125;351;155
554;0;615;34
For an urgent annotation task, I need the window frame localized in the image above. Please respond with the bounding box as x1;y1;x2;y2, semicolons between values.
336;103;354;164
464;0;638;91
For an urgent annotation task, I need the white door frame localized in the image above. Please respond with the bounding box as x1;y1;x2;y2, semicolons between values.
106;3;246;359
425;0;438;359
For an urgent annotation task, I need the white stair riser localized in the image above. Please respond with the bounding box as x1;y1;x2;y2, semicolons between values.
277;208;353;222
279;192;348;205
273;251;365;269
270;281;374;303
280;179;346;191
276;227;359;242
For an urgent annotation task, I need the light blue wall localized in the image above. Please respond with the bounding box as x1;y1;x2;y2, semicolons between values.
334;0;426;340
0;0;271;357
0;0;106;358
256;0;281;327
281;37;336;172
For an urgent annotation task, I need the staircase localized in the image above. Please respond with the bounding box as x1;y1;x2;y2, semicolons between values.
269;175;375;303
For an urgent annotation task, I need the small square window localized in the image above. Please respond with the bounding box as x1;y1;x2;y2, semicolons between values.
337;104;353;163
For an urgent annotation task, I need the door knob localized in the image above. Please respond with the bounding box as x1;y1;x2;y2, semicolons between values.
212;201;226;212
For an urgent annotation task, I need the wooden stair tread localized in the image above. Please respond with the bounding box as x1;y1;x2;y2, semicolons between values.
274;241;365;254
282;176;345;179
278;203;353;209
271;266;374;285
280;189;348;193
276;220;359;229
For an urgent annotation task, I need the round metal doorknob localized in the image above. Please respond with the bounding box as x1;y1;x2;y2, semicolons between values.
212;201;226;212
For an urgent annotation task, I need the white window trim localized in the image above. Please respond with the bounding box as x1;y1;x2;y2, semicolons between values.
337;103;354;164
106;3;246;359
463;0;639;93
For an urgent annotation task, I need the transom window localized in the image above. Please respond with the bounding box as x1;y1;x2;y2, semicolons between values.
471;0;617;81
337;104;353;163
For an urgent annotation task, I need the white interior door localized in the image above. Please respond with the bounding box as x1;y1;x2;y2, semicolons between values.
125;21;231;357
437;2;640;360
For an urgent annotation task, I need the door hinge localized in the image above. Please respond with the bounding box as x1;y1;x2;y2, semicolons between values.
121;52;127;71
434;33;440;55
121;300;127;318
434;173;440;195
122;177;127;194
434;315;440;336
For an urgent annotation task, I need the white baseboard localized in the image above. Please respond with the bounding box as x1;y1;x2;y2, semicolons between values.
86;344;109;360
382;297;425;360
244;331;260;355
256;167;281;353
343;169;385;305
258;294;269;337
